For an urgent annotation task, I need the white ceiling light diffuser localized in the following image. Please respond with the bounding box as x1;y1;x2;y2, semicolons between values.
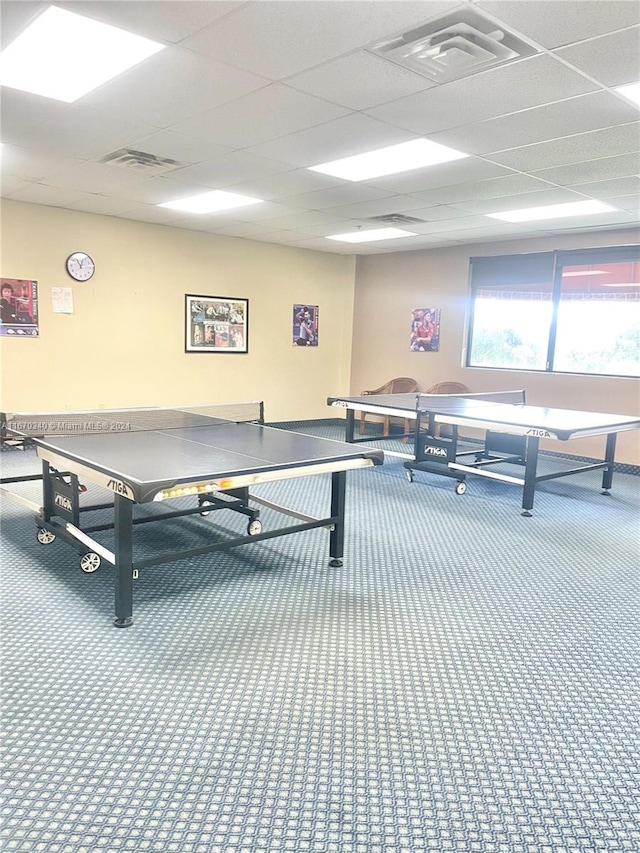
158;191;264;214
614;81;640;107
0;6;165;102
309;139;469;182
487;200;617;223
326;228;417;243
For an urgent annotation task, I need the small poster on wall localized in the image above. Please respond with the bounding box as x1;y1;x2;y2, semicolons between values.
293;304;318;347
185;294;248;353
410;307;440;352
1;278;39;337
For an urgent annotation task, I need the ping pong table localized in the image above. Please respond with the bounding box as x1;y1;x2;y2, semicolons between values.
1;402;383;627
327;390;640;515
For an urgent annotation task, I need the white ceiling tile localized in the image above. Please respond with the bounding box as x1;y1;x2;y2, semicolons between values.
0;145;87;180
227;202;310;223
169;151;292;189
401;205;483;221
431;92;640;156
410;174;558;204
1;175;34;196
258;211;345;231
554;26;640;88
180;1;455;79
56;1;244;43
0;88;70;147
475;1;640;49
364;55;598;135
246;114;411;167
2;0;639;252
448;187;589;214
487;123;640;171
324;195;437;219
566;176;640;200
367;158;514;194
7;183;91;206
66;195;141;216
286;51;436;111
25;106;159;160
604;194;640;214
116;204;187;226
530;153;640;186
224;169;343;201
280;184;395;211
171;84;349;149
83;47;270;128
538;210;637;229
125;130;231;165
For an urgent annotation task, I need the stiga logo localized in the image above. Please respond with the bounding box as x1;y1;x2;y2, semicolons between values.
107;479;132;498
425;445;448;457
54;493;72;512
527;428;552;438
331;400;348;407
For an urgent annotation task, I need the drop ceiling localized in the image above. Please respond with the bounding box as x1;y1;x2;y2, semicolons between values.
1;0;639;255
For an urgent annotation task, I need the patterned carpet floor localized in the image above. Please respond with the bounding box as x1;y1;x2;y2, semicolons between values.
1;421;639;853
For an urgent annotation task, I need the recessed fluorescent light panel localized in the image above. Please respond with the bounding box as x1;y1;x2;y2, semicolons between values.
158;191;264;214
487;200;617;223
326;228;417;243
0;6;165;102
309;139;469;181
615;81;640;107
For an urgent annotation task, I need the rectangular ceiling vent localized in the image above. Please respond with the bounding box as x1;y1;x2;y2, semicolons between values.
98;148;185;174
368;8;539;84
367;213;427;225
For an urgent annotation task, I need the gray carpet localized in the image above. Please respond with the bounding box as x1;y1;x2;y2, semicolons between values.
1;422;639;853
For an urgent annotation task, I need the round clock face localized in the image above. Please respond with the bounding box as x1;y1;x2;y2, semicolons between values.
66;252;95;281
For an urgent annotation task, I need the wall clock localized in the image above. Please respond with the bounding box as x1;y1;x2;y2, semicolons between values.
65;252;95;282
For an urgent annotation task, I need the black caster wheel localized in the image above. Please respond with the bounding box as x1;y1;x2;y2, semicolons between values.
406;470;414;483
455;481;467;495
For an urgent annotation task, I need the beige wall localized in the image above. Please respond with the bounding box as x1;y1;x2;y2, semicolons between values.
2;201;639;463
0;200;355;421
352;229;640;465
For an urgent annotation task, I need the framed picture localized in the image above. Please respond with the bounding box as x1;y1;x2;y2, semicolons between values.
1;278;39;337
292;304;318;347
185;294;248;353
410;307;440;352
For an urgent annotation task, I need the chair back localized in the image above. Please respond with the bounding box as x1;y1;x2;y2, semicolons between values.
425;382;468;395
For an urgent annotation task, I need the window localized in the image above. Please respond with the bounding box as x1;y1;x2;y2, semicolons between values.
467;246;640;377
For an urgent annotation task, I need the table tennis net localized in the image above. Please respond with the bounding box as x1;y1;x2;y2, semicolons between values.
1;401;264;439
415;389;525;411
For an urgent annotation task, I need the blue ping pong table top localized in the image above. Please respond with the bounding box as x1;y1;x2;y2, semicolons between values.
29;421;384;499
328;393;640;440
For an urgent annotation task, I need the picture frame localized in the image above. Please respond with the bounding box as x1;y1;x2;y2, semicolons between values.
185;294;248;353
292;304;318;347
410;307;440;352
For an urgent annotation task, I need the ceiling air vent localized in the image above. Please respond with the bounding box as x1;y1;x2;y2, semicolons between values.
368;8;538;83
367;214;427;225
98;148;185;174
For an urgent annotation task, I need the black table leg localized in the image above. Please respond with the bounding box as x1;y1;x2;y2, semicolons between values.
329;470;346;566
601;433;617;494
521;436;540;517
345;409;355;442
114;493;134;628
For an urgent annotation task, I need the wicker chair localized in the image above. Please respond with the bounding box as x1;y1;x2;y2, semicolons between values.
424;381;469;437
358;377;419;437
425;382;469;396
